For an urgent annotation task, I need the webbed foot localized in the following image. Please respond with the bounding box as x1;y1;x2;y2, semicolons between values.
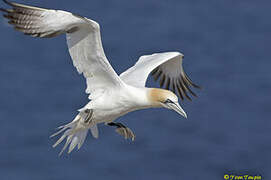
107;122;135;141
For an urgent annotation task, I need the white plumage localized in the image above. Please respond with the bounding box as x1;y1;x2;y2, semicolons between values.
0;0;200;155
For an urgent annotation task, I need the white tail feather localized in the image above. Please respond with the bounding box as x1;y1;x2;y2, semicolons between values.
51;112;97;155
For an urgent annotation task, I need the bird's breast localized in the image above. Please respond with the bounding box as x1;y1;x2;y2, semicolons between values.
88;85;151;122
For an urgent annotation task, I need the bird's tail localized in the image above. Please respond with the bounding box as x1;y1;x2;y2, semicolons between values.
51;110;98;155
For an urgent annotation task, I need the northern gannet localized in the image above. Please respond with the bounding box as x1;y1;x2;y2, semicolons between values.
0;0;200;154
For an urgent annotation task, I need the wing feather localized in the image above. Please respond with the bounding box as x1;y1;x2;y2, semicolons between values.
0;0;123;97
120;52;200;101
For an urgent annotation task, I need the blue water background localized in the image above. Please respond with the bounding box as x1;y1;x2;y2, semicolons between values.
0;0;271;179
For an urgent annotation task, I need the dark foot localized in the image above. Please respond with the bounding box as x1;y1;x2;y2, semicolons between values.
107;122;135;141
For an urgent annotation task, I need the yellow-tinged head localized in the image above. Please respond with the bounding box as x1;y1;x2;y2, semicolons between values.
148;88;187;118
148;88;177;105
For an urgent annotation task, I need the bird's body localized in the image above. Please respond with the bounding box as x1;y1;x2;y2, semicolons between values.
85;85;151;124
0;0;200;154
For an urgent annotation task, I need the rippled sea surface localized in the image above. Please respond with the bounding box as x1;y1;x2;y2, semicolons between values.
0;0;270;179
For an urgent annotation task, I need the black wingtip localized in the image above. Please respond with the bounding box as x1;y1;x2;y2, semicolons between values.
1;0;13;13
190;80;201;89
193;83;202;90
183;73;202;89
0;7;6;12
3;0;11;5
2;0;17;8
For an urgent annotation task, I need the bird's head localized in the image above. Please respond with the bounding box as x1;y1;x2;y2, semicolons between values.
148;88;187;118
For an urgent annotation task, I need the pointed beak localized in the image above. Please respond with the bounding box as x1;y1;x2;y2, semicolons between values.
166;102;187;118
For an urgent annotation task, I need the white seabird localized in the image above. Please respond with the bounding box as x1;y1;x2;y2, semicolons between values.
0;0;201;154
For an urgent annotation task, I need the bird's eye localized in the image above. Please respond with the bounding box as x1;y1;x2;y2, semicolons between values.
164;99;173;104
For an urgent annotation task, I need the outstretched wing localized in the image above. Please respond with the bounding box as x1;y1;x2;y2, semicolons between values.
0;0;123;98
120;52;200;101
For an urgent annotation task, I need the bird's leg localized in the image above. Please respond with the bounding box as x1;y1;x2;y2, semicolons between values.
83;109;93;124
107;122;135;141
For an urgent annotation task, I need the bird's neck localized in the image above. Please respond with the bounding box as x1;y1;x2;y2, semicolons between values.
124;86;163;109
